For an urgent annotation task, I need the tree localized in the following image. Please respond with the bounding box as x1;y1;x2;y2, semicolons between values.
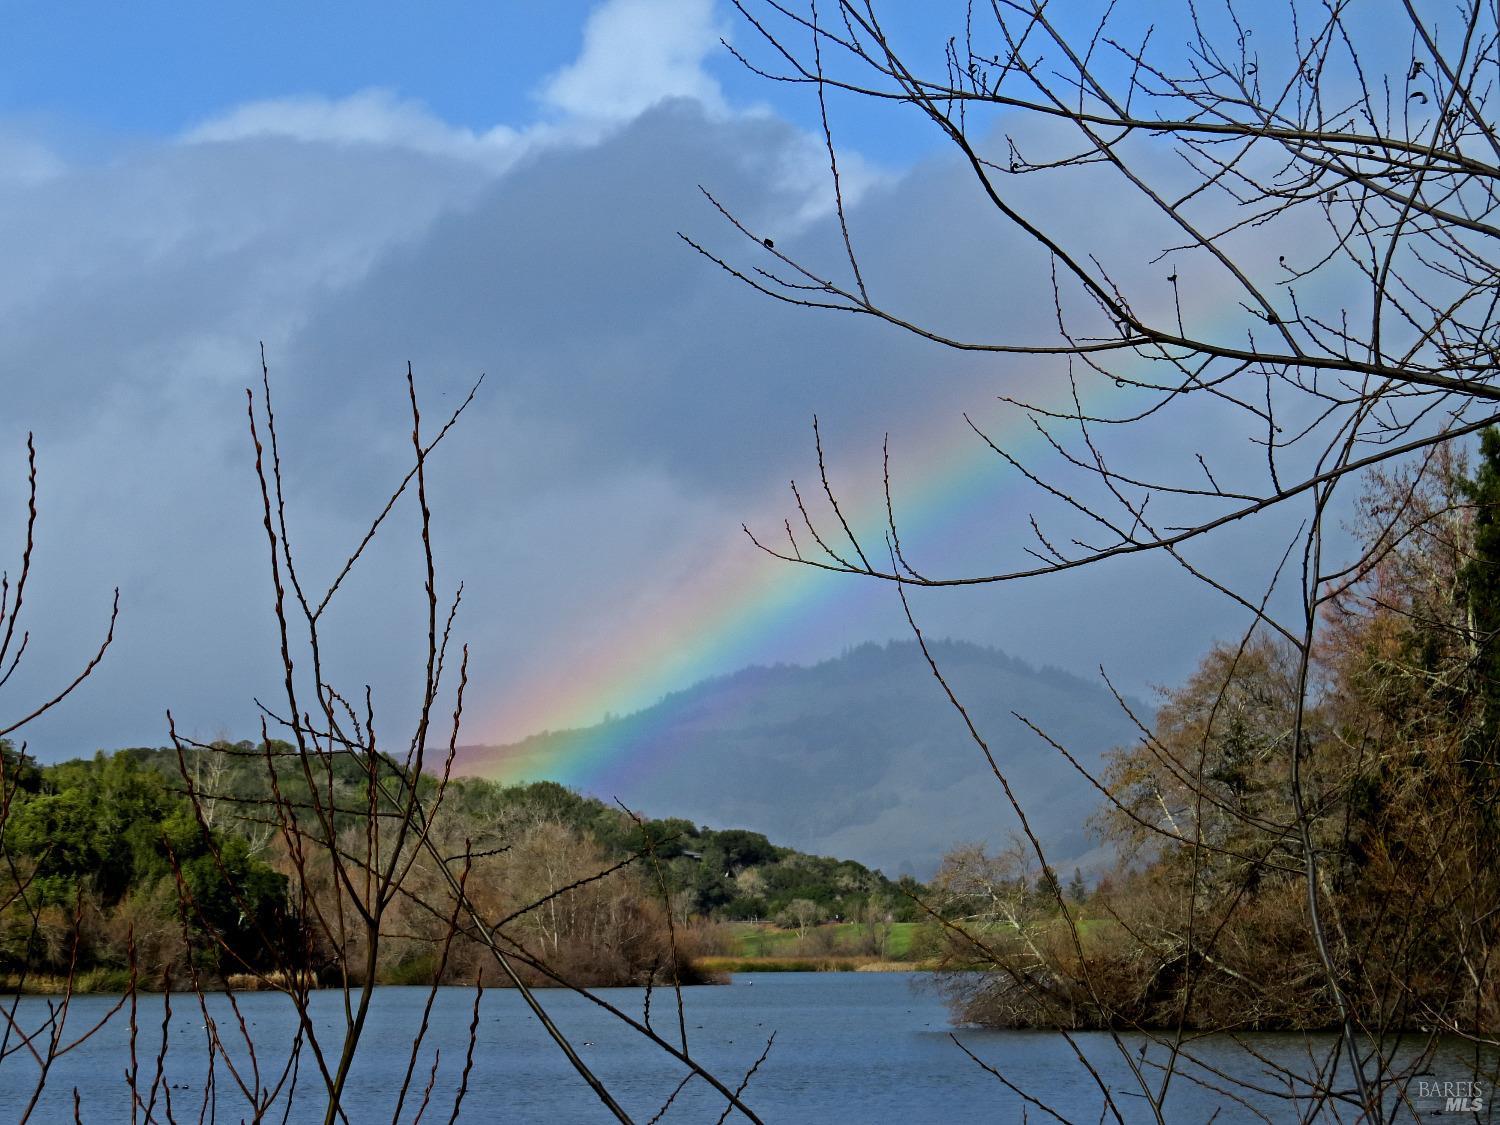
855;891;894;956
708;2;1500;1118
0;437;120;1113
922;448;1500;1047
1066;869;1086;906
924;839;1080;1028
1462;427;1500;772
705;0;1500;615
775;897;826;938
712;828;779;872
0;370;771;1124
165;361;765;1124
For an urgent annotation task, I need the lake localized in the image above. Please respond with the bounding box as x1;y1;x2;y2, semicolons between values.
1;973;1493;1121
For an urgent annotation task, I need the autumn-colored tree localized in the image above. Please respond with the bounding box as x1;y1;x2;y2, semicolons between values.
936;444;1500;1045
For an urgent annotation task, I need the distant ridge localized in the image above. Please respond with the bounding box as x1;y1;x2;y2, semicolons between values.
458;640;1140;877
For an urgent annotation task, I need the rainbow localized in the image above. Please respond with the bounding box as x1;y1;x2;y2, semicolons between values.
456;372;1095;791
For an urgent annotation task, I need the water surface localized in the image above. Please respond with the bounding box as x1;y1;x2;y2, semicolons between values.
1;973;1493;1121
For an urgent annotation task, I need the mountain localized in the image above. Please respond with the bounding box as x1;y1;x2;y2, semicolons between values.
458;640;1143;878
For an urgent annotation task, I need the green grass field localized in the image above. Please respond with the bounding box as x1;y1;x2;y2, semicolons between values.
712;915;1119;972
722;921;921;959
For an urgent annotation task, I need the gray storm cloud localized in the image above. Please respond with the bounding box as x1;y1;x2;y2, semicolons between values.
0;80;1270;759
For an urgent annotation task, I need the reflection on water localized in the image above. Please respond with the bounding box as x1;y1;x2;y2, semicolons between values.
0;973;1494;1122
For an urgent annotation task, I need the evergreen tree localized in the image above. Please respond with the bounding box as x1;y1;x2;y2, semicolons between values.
1460;428;1500;785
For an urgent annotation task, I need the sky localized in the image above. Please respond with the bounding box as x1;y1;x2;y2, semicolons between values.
0;0;1312;760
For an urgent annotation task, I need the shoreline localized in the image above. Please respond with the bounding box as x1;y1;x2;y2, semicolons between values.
2;960;931;996
696;956;931;974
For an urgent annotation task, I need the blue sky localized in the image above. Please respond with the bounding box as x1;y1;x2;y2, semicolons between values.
0;3;596;135
0;0;958;161
0;0;1317;757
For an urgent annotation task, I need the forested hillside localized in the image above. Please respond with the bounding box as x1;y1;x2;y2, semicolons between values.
462;640;1139;877
0;743;918;990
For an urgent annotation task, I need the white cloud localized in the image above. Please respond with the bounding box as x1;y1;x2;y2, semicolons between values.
180;89;527;173
173;0;880;228
539;0;728;121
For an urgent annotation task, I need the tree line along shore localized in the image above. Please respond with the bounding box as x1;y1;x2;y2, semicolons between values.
0;743;932;994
